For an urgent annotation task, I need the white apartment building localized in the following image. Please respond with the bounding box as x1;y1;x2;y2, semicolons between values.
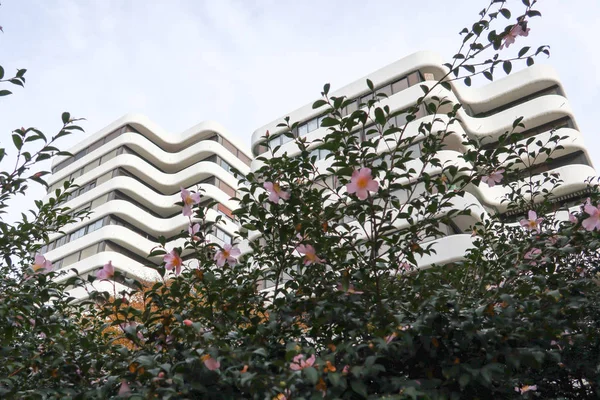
250;51;595;275
42;114;251;295
41;51;596;296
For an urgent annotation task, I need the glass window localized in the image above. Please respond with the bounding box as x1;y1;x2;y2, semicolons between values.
215;228;232;245
395;113;408;127
280;133;293;145
83;158;101;174
268;135;281;148
407;142;421;158
101;149;118;164
69;226;86;242
104;129;121;143
74;150;86;161
86;219;104;234
298;124;309;137
343;100;358;116
318;115;327;128
221;137;237;155
88;139;104;154
63;252;81;267
56;236;67;247
219;181;236;198
54;259;63;270
307;117;318;133
360;92;373;105
392;78;409;94
376;84;392;98
48;241;56;251
80;244;99;260
220;159;231;173
407;71;421;87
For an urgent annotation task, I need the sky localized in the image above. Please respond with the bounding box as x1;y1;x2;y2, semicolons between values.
1;0;599;222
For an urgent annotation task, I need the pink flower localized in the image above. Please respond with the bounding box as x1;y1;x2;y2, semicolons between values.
515;384;537;394
214;243;241;267
501;20;530;49
398;261;411;274
524;247;542;261
290;354;316;371
342;365;350;375
337;283;364;295
263;181;290;203
183;319;193;327
520;210;542;233
569;213;578;224
32;254;52;273
189;223;201;241
96;261;114;280
118;380;131;396
201;354;220;371
481;169;504;187
296;244;324;265
164;249;183;275
346;168;379;200
181;187;201;217
582;203;600;231
385;332;398;344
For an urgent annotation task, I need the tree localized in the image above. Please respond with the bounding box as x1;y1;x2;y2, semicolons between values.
1;0;599;398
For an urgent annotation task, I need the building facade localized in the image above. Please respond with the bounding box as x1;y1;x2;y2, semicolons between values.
250;51;595;271
43;114;251;296
42;51;596;296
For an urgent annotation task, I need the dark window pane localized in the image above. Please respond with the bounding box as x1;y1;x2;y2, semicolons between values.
392;78;409;94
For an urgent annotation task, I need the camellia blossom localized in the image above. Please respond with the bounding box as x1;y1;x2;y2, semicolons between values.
569;213;578;224
524;248;542;263
180;187;201;217
214;243;241;267
346;168;379;200
582;203;600;231
201;354;220;371
263;181;290;203
32;254;52;273
96;261;114;280
385;332;398;344
290;354;316;371
118;380;131;396
164;249;183;275
189;223;201;241
520;210;543;233
515;384;537;394
481;169;505;187
183;319;193;327
501;20;530;49
337;283;364;295
296;244;323;265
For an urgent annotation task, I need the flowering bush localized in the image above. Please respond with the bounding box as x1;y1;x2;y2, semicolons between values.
1;1;600;399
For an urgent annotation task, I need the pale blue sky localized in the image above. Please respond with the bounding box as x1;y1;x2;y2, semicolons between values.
1;0;599;221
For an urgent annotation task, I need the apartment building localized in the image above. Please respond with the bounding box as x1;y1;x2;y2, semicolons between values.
249;51;595;276
42;114;251;296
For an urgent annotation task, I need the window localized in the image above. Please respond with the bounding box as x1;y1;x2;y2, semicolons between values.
220;159;232;173
78;181;96;196
343;100;358;116
376;84;392;98
69;226;86;242
392;77;409;94
309;148;331;161
86;218;104;234
56;236;67;248
219;181;237;198
307;118;318;133
214;228;232;244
